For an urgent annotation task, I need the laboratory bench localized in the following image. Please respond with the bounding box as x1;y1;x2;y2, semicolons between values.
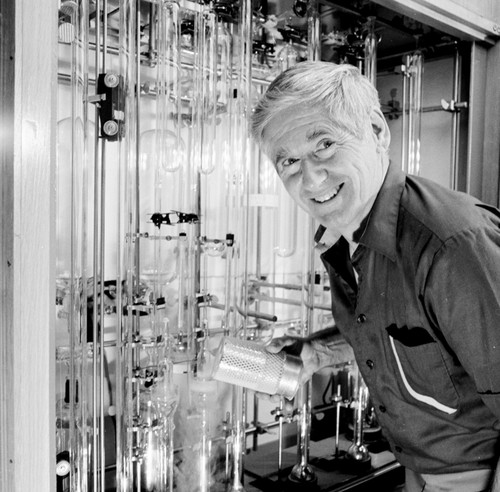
244;435;405;492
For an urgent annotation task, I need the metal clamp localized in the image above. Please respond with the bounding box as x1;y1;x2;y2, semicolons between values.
94;72;125;141
441;98;468;113
150;211;199;228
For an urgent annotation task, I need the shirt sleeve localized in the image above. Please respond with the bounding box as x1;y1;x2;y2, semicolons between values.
423;217;500;419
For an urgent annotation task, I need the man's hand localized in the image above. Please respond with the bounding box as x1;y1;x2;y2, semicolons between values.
255;328;353;403
266;335;322;384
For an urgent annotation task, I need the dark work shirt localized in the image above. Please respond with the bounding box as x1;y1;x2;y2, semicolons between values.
319;161;500;474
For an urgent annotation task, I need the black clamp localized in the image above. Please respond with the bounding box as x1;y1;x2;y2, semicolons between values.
95;72;125;141
150;211;199;228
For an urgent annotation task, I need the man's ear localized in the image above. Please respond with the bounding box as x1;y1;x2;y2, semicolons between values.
370;107;391;152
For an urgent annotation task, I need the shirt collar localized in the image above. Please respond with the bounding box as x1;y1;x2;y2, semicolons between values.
315;161;405;262
354;160;405;261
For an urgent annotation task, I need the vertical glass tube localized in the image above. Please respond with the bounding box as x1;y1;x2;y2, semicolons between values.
117;0;140;488
363;17;377;87
157;0;183;174
77;3;91;488
55;0;91;490
98;2;110;488
272;39;298;259
89;0;111;488
276;40;299;73
198;19;234;259
307;0;320;62
56;85;90;492
450;47;461;190
91;0;102;490
401;57;409;173
227;0;253;488
199;10;218;175
407;50;423;176
222;237;234;335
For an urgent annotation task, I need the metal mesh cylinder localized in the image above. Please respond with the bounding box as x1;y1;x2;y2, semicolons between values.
211;337;303;400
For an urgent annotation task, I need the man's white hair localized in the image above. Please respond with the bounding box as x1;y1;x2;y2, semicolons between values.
250;61;381;148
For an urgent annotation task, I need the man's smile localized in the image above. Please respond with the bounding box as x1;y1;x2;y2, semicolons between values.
311;183;345;204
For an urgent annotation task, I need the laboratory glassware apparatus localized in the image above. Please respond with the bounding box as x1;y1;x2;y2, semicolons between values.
55;0;254;490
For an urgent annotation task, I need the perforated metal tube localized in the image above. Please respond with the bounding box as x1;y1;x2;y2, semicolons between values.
211;337;303;400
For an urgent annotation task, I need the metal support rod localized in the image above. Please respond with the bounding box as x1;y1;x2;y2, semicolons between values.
277;400;284;478
401;62;409;173
92;0;102;489
251;279;306;291
334;385;342;458
252;292;332;311
346;375;370;465
384;104;450;116
252;394;259;452
450;46;462;191
98;3;109;491
199;299;278;322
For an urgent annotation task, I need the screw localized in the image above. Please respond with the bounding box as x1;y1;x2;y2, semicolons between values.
103;120;119;136
104;72;120;88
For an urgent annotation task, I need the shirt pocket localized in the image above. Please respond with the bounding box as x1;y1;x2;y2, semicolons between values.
387;326;459;414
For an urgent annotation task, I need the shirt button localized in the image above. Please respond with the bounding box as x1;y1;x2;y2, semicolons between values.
357;313;367;323
378;405;387;413
366;359;374;369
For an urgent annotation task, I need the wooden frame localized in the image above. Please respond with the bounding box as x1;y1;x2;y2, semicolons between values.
0;0;57;489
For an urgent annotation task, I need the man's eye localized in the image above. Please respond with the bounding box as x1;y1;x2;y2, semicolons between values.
283;157;300;167
319;139;334;150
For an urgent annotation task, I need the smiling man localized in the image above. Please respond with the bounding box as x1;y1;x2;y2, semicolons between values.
250;61;500;492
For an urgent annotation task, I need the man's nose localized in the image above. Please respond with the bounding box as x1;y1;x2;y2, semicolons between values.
301;157;327;189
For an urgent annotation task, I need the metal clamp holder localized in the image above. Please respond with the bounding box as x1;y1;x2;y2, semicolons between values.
441;98;468;113
149;211;199;228
93;72;125;141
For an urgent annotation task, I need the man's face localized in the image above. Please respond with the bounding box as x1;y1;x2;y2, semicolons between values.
263;105;389;239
